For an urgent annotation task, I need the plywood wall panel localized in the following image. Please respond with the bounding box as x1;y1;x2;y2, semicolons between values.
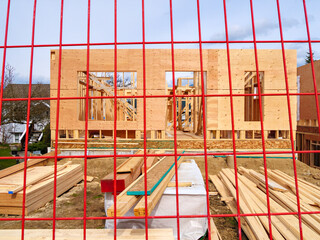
51;49;296;133
216;49;297;131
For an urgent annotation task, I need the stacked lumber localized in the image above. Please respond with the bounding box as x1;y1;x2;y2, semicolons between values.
210;167;320;240
0;228;174;240
0;163;82;215
0;151;60;179
107;155;184;217
101;150;162;193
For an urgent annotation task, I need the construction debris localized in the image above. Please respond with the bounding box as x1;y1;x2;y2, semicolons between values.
0;163;82;215
210;167;320;240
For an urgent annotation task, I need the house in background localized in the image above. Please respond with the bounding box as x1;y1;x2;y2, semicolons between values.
0;84;50;146
297;60;320;167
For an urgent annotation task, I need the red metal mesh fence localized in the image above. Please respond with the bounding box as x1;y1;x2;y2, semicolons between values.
0;0;319;239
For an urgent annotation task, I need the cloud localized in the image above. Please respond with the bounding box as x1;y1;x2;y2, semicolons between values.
210;18;299;41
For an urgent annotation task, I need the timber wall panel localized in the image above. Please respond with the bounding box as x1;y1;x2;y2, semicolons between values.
51;49;297;133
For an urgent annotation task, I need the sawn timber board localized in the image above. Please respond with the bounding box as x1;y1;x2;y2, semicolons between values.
127;153;183;196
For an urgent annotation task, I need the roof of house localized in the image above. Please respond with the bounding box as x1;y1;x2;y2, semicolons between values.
3;84;50;99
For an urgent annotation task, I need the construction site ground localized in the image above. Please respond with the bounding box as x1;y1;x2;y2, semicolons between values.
0;155;320;240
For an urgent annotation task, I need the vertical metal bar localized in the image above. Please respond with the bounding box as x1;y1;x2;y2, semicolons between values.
302;0;320;136
248;0;273;238
83;0;91;239
168;1;181;238
276;0;307;238
53;0;64;239
141;0;149;239
0;0;11;134
21;0;37;239
195;0;211;239
113;0;118;239
222;0;242;238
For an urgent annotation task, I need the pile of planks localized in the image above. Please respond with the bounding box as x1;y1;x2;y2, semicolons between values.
107;154;184;217
0;151;60;179
210;167;320;240
101;150;162;193
0;162;82;215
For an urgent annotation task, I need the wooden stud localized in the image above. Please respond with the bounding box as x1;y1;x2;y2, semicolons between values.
239;130;245;140
215;130;220;140
150;131;155;140
161;130;165;140
135;130;141;140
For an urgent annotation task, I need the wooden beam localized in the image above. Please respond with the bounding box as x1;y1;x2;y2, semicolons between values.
0;151;61;179
0;229;175;240
133;156;185;216
8;162;71;194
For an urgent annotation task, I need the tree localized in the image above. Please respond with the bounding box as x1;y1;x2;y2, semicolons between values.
0;65;50;144
305;51;316;64
105;72;133;88
1;65;49;126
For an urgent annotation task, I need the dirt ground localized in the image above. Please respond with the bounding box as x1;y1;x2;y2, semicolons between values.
1;154;320;240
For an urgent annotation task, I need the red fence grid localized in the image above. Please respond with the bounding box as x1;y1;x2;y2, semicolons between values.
0;0;319;240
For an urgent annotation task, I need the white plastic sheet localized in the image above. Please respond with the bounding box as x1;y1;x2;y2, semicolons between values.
104;159;208;240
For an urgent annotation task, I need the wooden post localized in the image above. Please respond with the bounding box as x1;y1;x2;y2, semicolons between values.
216;130;220;140
51;130;55;140
135;130;141;140
239;130;245;139
151;130;155;140
99;130;102;139
74;130;79;139
186;93;189;130
275;130;279;139
207;130;211;139
66;130;69;139
161;130;165;139
264;130;268;140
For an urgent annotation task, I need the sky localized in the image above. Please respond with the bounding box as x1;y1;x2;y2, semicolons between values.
0;0;319;84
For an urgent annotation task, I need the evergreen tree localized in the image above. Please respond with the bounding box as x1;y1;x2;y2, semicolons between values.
305;51;316;64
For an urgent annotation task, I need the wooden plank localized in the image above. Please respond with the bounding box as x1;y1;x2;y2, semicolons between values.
210;216;222;240
116;150;144;173
246;168;287;192
241;170;319;240
0;228;175;240
0;151;60;179
0;166;82;207
133;156;185;216
237;174;298;240
272;169;320;197
0;168;83;215
264;187;320;235
86;176;94;182
167;182;192;187
209;174;258;240
107;156;169;217
101;150;145;193
141;150;162;173
262;168;320;207
219;170;270;240
127;154;183;196
8;162;71;194
228;173;286;240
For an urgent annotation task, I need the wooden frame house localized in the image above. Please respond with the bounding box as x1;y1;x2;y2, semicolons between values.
50;49;297;150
